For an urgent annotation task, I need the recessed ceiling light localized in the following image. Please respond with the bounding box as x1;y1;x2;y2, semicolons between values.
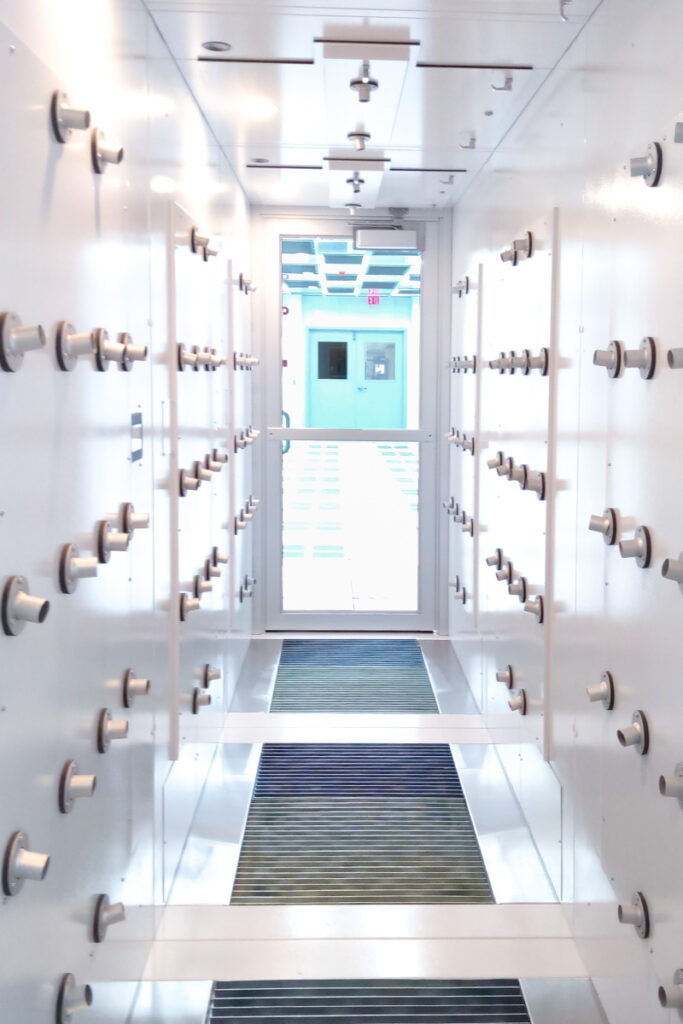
202;40;231;52
252;157;270;164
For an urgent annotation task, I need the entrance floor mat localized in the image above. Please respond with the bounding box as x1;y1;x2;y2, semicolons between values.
207;979;530;1023
270;640;438;713
231;745;493;905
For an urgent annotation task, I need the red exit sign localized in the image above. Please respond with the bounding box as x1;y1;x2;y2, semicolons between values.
367;289;380;305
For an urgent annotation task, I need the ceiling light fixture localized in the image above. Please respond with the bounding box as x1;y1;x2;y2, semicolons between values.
345;202;361;215
315;36;420;47
347;128;371;151
350;61;378;103
202;40;232;52
325;156;389;169
346;171;365;194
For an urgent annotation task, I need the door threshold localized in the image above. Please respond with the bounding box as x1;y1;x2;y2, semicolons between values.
261;630;438;638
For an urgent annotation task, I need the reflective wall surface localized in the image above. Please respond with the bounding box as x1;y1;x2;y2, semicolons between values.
0;1;252;1018
448;1;683;1019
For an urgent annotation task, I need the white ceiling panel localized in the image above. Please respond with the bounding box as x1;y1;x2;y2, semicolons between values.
182;61;327;147
377;153;490;209
151;7;595;65
321;57;411;149
390;66;548;151
408;13;591;67
223;149;329;206
147;0;603;209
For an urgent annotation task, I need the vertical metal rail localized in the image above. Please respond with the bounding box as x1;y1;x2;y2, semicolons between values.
543;207;561;764
167;200;180;761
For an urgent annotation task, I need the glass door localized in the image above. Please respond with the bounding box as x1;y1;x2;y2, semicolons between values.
261;216;440;630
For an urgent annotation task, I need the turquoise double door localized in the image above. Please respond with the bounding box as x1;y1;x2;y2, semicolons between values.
307;328;406;429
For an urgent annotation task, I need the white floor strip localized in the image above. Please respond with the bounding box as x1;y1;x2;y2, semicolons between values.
156;902;571;941
179;712;530;745
141;936;586;982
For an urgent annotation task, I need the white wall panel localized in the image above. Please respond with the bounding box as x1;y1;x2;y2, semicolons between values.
0;11;156;1014
0;2;253;1020
449;0;683;1019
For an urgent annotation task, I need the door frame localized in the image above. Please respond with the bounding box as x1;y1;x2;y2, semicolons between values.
251;208;452;633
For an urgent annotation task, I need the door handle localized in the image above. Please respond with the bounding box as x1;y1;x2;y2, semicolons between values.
281;411;291;454
357;386;368;392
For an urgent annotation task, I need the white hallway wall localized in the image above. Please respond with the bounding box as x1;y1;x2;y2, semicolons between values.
0;1;253;1020
448;1;683;1021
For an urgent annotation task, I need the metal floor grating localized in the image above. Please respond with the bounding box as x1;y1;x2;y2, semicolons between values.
278;640;426;666
251;745;463;797
270;640;439;713
231;745;493;905
207;980;531;1023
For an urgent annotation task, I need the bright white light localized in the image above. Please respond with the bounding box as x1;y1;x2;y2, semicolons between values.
150;175;177;194
284;253;316;264
180;167;229;197
242;97;278;121
270;182;296;201
145;93;176;117
119;92;176;119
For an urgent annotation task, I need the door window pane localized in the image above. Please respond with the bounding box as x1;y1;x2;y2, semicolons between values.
281;236;421;429
282;442;418;612
365;341;395;381
318;341;347;379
